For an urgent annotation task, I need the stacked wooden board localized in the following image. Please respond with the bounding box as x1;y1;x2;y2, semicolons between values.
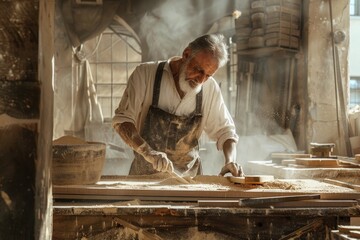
235;0;301;51
331;225;360;239
277;157;360;168
295;158;339;167
271;152;311;164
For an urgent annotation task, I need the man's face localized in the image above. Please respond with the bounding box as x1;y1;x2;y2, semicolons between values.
179;50;219;94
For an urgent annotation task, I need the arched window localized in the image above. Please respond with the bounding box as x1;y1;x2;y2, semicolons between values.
85;27;141;121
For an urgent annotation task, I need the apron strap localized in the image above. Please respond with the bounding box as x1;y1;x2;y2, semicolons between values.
152;61;166;107
195;89;203;115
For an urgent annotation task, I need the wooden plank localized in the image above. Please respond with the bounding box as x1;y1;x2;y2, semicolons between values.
198;200;240;207
279;218;323;240
310;143;336;148
287;163;342;168
53;178;360;201
338;225;360;234
54;192;360;202
263;199;357;208
54;187;334;200
238;194;320;207
349;230;360;238
323;179;360;191
228;175;274;184
338;160;360;168
281;159;297;166
271;153;311;160
198;199;357;208
331;230;355;240
287;163;311;168
295;158;339;167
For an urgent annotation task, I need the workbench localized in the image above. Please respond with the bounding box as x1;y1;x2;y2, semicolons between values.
52;174;360;240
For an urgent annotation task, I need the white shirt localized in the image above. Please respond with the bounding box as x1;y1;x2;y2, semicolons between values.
112;58;238;150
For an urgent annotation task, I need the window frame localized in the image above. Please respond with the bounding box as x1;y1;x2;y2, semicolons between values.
86;28;141;122
350;0;360;16
349;76;360;108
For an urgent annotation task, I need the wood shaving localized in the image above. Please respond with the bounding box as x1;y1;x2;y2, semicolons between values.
260;180;299;190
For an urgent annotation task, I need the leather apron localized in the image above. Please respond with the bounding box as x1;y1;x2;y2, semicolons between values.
129;61;203;177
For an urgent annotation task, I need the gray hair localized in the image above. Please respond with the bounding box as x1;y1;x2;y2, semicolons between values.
187;34;229;68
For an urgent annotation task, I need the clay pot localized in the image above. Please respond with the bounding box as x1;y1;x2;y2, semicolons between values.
52;141;106;185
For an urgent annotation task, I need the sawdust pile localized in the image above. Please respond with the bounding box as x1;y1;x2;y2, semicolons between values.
259;180;299;190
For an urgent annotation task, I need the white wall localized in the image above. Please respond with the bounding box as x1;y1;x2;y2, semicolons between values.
350;17;360;76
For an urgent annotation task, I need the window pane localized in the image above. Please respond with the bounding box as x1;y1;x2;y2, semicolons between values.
350;0;360;16
98;34;112;62
96;84;110;95
112;37;127;62
113;63;128;84
97;63;112;84
98;97;112;118
350;78;360;107
350;0;355;15
127;37;141;61
83;27;141;122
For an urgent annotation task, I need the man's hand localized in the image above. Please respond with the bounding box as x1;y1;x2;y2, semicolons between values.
144;150;174;172
219;162;244;177
137;143;174;172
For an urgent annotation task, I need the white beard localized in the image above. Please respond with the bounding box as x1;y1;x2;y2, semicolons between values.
178;65;202;95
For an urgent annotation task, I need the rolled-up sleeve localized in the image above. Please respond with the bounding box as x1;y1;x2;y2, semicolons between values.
203;79;239;150
112;66;147;128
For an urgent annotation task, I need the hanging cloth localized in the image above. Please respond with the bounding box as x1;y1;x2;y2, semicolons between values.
67;60;103;138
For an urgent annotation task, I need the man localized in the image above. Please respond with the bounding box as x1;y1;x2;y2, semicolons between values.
112;33;243;177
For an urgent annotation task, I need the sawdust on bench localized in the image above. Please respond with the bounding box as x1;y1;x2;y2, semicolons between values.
99;173;354;192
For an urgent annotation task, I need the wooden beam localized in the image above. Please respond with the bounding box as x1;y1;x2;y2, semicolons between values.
238;194;320;207
198;199;357;208
279;218;324;240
